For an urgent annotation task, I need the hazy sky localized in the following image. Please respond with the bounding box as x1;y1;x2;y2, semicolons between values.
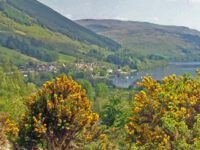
38;0;200;30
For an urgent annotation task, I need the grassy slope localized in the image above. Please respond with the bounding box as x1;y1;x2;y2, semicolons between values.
0;46;44;65
76;19;200;61
58;54;76;63
0;1;120;65
6;0;121;51
0;11;83;49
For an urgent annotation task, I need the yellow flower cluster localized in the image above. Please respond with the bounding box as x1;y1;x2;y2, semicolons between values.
99;134;108;150
32;114;47;136
85;134;93;141
126;72;200;149
5;119;19;142
6;75;99;149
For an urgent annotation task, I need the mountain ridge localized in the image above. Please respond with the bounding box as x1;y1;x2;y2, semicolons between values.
76;19;199;35
76;19;200;61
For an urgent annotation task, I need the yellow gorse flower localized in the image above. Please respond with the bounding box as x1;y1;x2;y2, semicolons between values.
126;71;200;149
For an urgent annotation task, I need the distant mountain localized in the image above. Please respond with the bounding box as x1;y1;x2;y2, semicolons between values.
76;19;200;61
0;0;120;65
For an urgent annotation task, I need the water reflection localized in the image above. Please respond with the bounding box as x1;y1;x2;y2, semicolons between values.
111;62;200;88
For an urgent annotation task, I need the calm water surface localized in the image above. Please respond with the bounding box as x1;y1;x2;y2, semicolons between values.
111;62;200;88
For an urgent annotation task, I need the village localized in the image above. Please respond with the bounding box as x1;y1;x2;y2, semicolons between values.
16;62;135;79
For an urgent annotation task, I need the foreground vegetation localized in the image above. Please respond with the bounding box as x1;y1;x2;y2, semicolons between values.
1;60;200;149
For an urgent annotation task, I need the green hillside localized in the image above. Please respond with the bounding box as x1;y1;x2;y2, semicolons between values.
5;0;120;51
76;19;200;61
0;0;120;65
0;46;44;66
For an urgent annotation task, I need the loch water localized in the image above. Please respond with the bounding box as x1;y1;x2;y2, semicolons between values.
111;62;200;88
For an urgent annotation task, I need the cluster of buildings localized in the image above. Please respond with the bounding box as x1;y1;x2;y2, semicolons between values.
16;62;132;78
74;63;130;77
19;63;66;74
74;62;104;71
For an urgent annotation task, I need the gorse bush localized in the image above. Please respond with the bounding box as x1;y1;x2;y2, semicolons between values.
6;75;99;150
125;72;200;149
